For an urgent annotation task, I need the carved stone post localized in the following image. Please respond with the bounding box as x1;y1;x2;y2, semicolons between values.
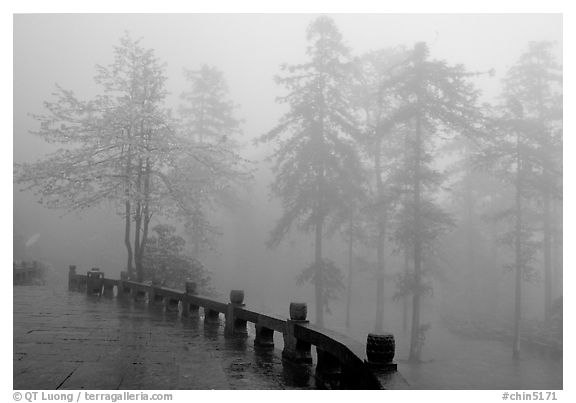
150;279;163;306
68;265;77;291
204;309;220;324
183;281;199;317
316;348;342;388
365;333;397;372
282;302;312;364
254;325;274;348
225;290;247;337
103;281;115;297
133;288;147;302
119;271;130;296
86;268;104;295
165;298;180;312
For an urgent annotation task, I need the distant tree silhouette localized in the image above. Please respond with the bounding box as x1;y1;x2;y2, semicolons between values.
259;16;362;325
15;33;246;281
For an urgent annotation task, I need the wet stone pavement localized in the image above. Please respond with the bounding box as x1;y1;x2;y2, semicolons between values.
13;284;316;390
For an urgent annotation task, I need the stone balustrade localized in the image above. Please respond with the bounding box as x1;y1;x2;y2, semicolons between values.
67;266;397;389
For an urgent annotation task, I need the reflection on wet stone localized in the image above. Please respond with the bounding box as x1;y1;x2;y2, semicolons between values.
15;284;319;389
281;359;313;389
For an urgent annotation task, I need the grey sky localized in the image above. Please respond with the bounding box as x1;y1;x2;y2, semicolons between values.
14;13;562;163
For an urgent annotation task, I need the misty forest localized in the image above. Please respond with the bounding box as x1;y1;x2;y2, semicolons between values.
14;14;562;388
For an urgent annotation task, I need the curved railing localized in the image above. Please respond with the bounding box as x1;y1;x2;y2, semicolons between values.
68;266;397;389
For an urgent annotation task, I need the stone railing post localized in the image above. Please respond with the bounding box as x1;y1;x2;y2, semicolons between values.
150;279;161;306
316;348;342;388
86;268;104;295
133;287;146;302
68;265;77;291
164;294;180;312
225;290;247;337
365;333;397;372
254;325;275;348
118;271;129;296
204;308;220;324
282;302;312;363
182;281;199;318
203;284;221;324
103;280;115;297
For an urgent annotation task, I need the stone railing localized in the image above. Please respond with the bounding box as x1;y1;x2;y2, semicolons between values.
13;261;46;285
68;266;398;389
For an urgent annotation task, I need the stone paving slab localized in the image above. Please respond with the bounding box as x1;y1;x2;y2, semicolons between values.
59;362;126;390
14;284;313;390
14;361;80;390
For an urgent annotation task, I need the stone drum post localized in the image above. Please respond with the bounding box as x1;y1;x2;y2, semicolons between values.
204;284;221;324
118;271;130;296
68;265;77;291
254;325;275;349
86;268;104;295
102;280;115;297
315;348;342;389
225;290;247;337
165;297;180;312
150;279;163;306
182;281;200;318
282;302;312;364
365;333;397;372
204;309;220;324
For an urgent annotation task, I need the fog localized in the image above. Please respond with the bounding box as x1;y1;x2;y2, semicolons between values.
13;14;562;388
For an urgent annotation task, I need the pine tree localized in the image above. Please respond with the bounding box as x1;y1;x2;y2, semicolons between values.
15;33;245;282
479;99;541;358
351;47;410;332
384;42;482;361
178;64;245;258
476;42;562;357
259;16;362;326
501;41;562;322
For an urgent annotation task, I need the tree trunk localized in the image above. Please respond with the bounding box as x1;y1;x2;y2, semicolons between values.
314;41;326;327
552;200;562;300
374;137;386;333
123;141;134;278
536;73;553;323
193;217;201;258
543;188;552;322
345;210;354;328
402;114;411;336
403;249;410;334
134;158;143;282
409;110;423;362
124;200;133;278
313;149;325;328
192;212;203;259
541;128;552;322
133;209;142;281
488;224;500;318
313;143;326;327
513;132;523;359
315;213;324;327
409;45;424;363
464;169;477;317
138;158;152;278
